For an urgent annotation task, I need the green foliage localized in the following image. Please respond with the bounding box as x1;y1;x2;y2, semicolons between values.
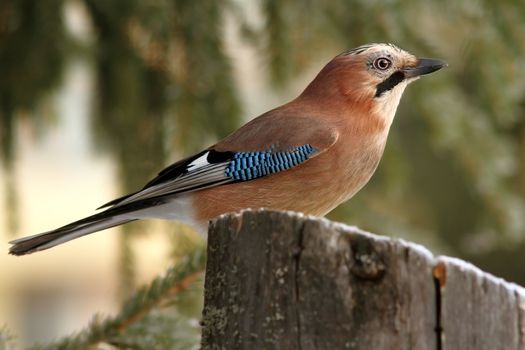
31;246;206;350
0;0;67;165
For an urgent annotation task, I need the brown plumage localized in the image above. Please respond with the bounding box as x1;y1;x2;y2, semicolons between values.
195;46;433;219
9;43;445;255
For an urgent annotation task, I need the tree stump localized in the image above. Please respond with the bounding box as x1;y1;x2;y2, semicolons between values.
201;209;525;350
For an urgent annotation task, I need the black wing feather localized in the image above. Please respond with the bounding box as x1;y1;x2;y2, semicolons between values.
98;150;233;209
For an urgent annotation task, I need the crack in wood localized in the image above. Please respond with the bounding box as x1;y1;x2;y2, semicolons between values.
433;274;443;350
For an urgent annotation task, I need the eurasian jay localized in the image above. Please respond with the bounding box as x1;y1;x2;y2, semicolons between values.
9;43;445;255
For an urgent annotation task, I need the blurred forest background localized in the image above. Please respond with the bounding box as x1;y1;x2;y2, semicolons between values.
1;0;525;348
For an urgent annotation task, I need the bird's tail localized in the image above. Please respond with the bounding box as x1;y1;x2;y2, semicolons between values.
9;214;135;256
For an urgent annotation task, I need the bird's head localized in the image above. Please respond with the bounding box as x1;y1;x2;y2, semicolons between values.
301;43;445;128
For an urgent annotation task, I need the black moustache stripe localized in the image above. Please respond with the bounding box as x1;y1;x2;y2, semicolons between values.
375;71;405;97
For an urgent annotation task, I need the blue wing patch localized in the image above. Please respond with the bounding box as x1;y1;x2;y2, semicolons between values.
225;144;317;181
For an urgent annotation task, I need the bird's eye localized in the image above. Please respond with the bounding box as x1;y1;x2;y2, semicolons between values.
373;57;392;71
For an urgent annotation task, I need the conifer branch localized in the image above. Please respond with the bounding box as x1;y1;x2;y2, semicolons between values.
31;246;206;350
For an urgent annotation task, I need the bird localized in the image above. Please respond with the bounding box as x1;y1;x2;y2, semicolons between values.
9;43;445;255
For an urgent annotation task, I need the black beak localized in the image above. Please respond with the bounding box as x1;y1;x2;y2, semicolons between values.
403;58;447;78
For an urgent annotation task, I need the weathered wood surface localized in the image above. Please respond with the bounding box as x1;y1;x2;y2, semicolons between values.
434;257;525;350
201;209;525;350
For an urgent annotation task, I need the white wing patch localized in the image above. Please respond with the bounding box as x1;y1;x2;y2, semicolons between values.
187;151;211;169
111;152;231;207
